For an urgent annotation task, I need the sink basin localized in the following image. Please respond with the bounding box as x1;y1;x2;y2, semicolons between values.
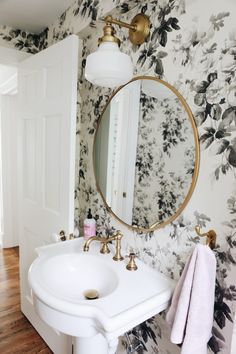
33;253;118;302
29;238;175;354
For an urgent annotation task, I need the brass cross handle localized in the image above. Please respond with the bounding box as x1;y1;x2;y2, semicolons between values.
126;253;138;271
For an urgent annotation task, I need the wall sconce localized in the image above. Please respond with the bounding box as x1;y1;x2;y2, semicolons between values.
85;14;151;88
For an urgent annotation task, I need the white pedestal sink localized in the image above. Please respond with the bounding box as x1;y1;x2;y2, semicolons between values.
28;238;175;354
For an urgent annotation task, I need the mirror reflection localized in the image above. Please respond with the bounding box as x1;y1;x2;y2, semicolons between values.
94;77;199;231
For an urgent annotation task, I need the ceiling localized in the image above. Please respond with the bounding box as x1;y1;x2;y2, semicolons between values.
0;0;76;33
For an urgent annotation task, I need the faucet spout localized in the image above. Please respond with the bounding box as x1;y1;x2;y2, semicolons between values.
82;231;124;261
83;236;108;252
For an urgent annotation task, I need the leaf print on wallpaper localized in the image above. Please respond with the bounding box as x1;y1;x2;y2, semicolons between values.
175;10;236;182
74;0;100;26
148;0;180;47
132;90;195;228
0;26;44;54
134;1;182;77
208;195;236;353
172;12;230;67
123;317;158;354
198;101;236;180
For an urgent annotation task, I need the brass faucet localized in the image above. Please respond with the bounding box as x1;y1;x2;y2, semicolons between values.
83;230;124;261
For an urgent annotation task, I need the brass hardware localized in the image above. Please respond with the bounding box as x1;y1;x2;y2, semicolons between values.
93;76;200;234
100;13;151;46
195;226;217;250
59;230;67;241
149;220;161;229
99;22;120;46
111;230;124;261
129;14;151;45
83;236;108;252
59;230;76;241
83;289;99;300
100;242;111;254
126;253;138;271
83;230;124;261
104;15;136;32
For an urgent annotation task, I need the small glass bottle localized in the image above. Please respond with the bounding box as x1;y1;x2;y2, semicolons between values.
83;209;96;239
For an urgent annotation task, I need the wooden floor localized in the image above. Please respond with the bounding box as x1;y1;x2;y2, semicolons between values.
0;246;53;353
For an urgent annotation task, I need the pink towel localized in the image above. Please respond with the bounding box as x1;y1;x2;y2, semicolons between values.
166;244;216;354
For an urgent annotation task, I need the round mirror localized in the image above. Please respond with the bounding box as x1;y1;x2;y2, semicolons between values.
94;77;200;232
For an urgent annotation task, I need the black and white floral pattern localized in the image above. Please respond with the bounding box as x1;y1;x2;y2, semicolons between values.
0;25;48;53
1;0;235;353
132;91;195;227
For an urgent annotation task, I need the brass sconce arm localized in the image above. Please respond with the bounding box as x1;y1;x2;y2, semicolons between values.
101;13;151;45
104;15;136;31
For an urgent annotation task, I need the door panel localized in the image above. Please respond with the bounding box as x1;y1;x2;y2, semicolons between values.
18;35;79;354
43;114;61;212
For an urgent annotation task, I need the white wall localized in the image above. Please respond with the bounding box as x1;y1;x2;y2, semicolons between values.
1;94;19;247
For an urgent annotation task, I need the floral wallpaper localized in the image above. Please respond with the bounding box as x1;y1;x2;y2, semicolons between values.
1;0;235;353
132;90;195;228
0;24;47;53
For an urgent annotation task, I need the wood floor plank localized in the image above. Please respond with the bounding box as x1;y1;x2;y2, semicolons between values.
0;247;53;353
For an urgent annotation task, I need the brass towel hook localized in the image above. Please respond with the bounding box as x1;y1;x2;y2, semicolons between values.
195;226;217;250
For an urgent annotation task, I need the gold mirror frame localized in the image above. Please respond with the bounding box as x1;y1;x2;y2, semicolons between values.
93;76;200;233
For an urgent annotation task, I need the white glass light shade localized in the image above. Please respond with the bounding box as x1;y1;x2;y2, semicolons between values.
85;42;133;88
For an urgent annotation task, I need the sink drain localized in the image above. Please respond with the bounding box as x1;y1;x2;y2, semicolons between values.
83;289;99;300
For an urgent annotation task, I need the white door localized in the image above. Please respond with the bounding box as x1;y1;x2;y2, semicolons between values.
109;81;140;224
18;35;79;354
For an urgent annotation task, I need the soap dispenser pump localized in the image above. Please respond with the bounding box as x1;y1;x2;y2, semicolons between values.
83;208;96;239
